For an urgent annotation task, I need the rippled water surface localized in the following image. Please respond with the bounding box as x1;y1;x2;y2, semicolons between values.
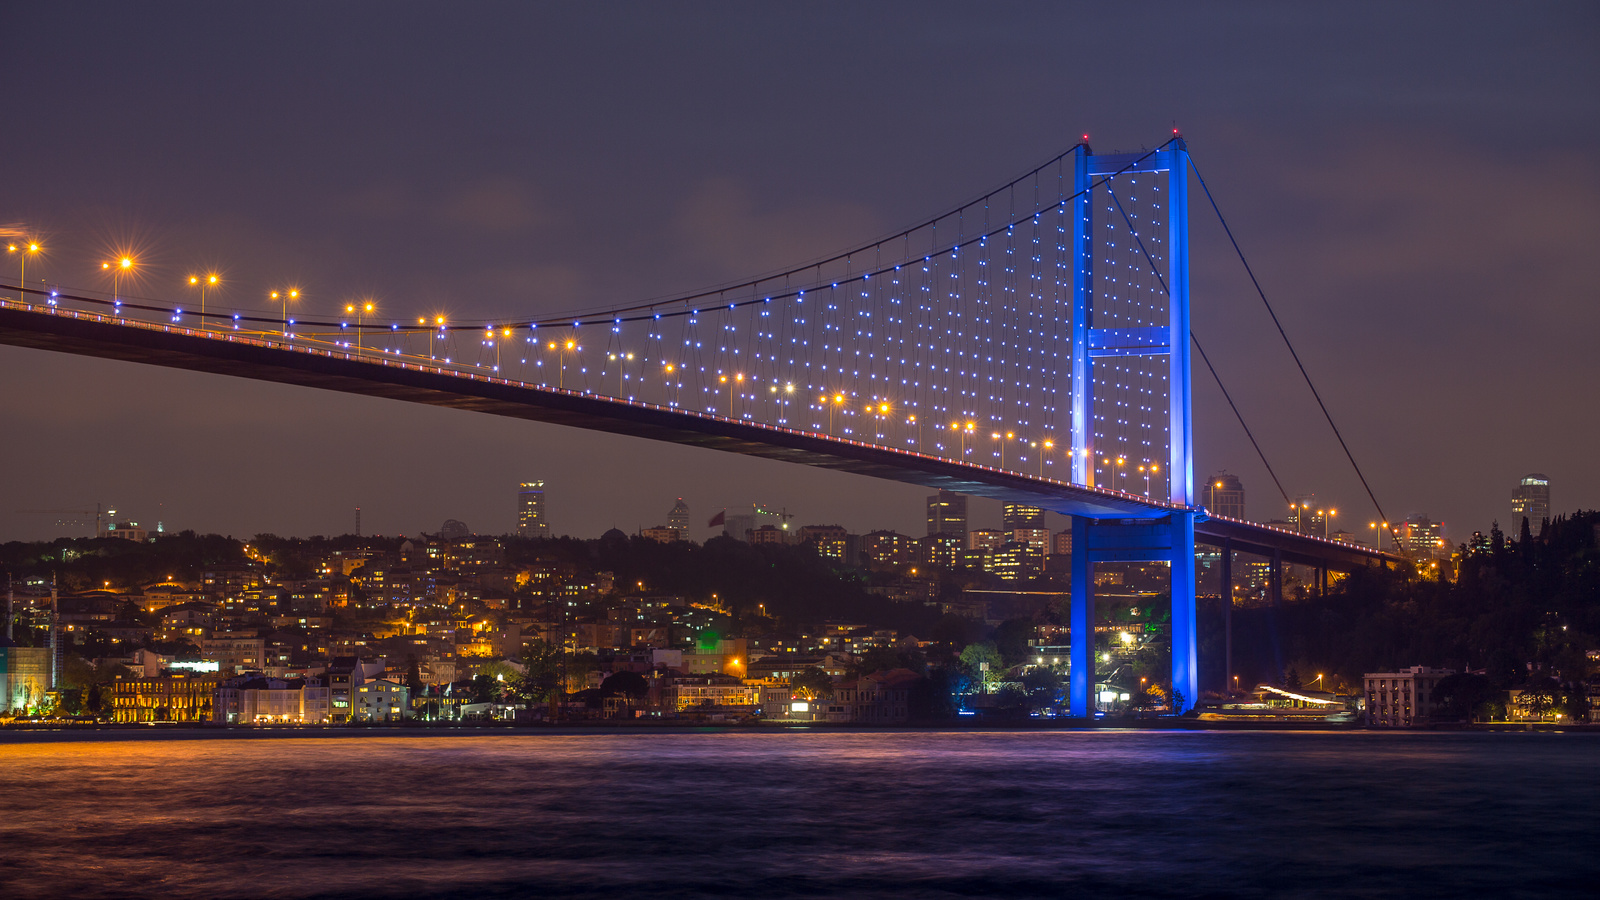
0;729;1595;898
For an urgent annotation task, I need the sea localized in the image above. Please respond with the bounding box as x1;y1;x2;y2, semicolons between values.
0;729;1595;899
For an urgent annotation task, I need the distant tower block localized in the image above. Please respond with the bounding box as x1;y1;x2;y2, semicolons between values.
926;490;968;536
1510;473;1550;535
518;481;550;536
668;498;690;537
1203;473;1245;520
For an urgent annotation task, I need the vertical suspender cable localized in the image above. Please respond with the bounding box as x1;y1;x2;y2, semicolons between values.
1186;157;1401;551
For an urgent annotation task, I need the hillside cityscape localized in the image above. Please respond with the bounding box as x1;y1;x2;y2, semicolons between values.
3;471;1591;729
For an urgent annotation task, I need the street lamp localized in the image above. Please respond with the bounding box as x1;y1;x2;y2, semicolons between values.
345;301;375;354
271;288;299;338
103;256;135;311
8;240;41;303
1038;438;1054;477
187;273;219;331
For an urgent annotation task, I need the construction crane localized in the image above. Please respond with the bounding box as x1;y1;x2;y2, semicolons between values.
15;503;107;536
754;505;795;533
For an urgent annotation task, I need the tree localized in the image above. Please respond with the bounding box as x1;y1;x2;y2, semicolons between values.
992;618;1035;668
959;642;1004;691
1519;680;1559;721
469;674;498;704
1430;673;1502;723
791;666;834;702
405;660;424;694
600;670;649;700
516;639;563;706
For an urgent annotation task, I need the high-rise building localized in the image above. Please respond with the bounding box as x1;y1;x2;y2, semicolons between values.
927;491;968;536
1510;474;1550;535
1002;504;1045;530
1202;473;1245;520
1394;515;1447;559
667;498;690;537
517;481;549;536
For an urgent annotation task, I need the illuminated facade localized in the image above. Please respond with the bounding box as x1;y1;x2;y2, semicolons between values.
1364;666;1453;727
111;672;225;723
1510;474;1550;535
353;678;410;721
1001;504;1045;530
1394;515;1447;559
517;481;549;536
0;645;51;714
214;676;331;724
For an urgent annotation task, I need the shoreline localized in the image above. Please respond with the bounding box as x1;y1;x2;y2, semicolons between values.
2;719;1594;744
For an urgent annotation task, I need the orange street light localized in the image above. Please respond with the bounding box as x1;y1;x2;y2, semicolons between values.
8;240;41;304
187;273;219;330
271;288;300;337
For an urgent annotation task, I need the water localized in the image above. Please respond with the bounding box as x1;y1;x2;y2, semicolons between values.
0;729;1595;899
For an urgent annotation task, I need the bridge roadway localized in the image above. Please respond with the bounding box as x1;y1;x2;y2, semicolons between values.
0;300;1401;571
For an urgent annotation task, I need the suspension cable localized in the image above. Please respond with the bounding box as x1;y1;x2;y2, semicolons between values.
1102;185;1292;508
1186;157;1402;553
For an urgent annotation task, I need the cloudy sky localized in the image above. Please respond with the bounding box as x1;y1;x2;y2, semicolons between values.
1;2;1595;543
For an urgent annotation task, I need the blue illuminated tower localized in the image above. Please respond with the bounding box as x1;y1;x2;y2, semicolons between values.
1067;138;1198;716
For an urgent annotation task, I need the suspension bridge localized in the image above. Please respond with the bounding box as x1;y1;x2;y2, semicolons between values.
0;134;1404;714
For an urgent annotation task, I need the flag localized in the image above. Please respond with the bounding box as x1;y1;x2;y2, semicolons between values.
708;510;725;527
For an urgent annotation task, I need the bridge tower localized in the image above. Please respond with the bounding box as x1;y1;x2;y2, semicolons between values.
1067;138;1198;716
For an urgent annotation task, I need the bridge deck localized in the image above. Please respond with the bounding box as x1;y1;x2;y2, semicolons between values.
0;301;1403;569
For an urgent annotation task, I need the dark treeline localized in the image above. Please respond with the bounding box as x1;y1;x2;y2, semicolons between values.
1208;512;1600;699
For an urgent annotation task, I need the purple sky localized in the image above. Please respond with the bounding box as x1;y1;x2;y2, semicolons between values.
2;3;1596;544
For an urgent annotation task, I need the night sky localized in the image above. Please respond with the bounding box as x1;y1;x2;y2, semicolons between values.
2;3;1595;545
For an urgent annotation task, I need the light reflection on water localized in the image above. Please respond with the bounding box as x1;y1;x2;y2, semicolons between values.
0;730;1595;899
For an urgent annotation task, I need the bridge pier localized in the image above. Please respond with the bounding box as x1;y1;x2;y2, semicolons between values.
1270;548;1284;607
1068;512;1198;717
1221;538;1233;695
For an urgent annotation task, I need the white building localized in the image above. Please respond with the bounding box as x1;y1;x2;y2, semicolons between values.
353;678;410;722
1364;666;1454;727
214;676;331;725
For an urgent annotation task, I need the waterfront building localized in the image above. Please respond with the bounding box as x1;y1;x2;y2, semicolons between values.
1510;474;1550;536
1363;666;1453;727
214;675;331;724
0;642;51;714
110;671;225;723
926;491;968;537
353;678;411;722
518;481;550;536
1202;473;1246;519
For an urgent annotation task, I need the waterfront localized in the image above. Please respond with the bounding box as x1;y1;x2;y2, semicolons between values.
1;730;1595;898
